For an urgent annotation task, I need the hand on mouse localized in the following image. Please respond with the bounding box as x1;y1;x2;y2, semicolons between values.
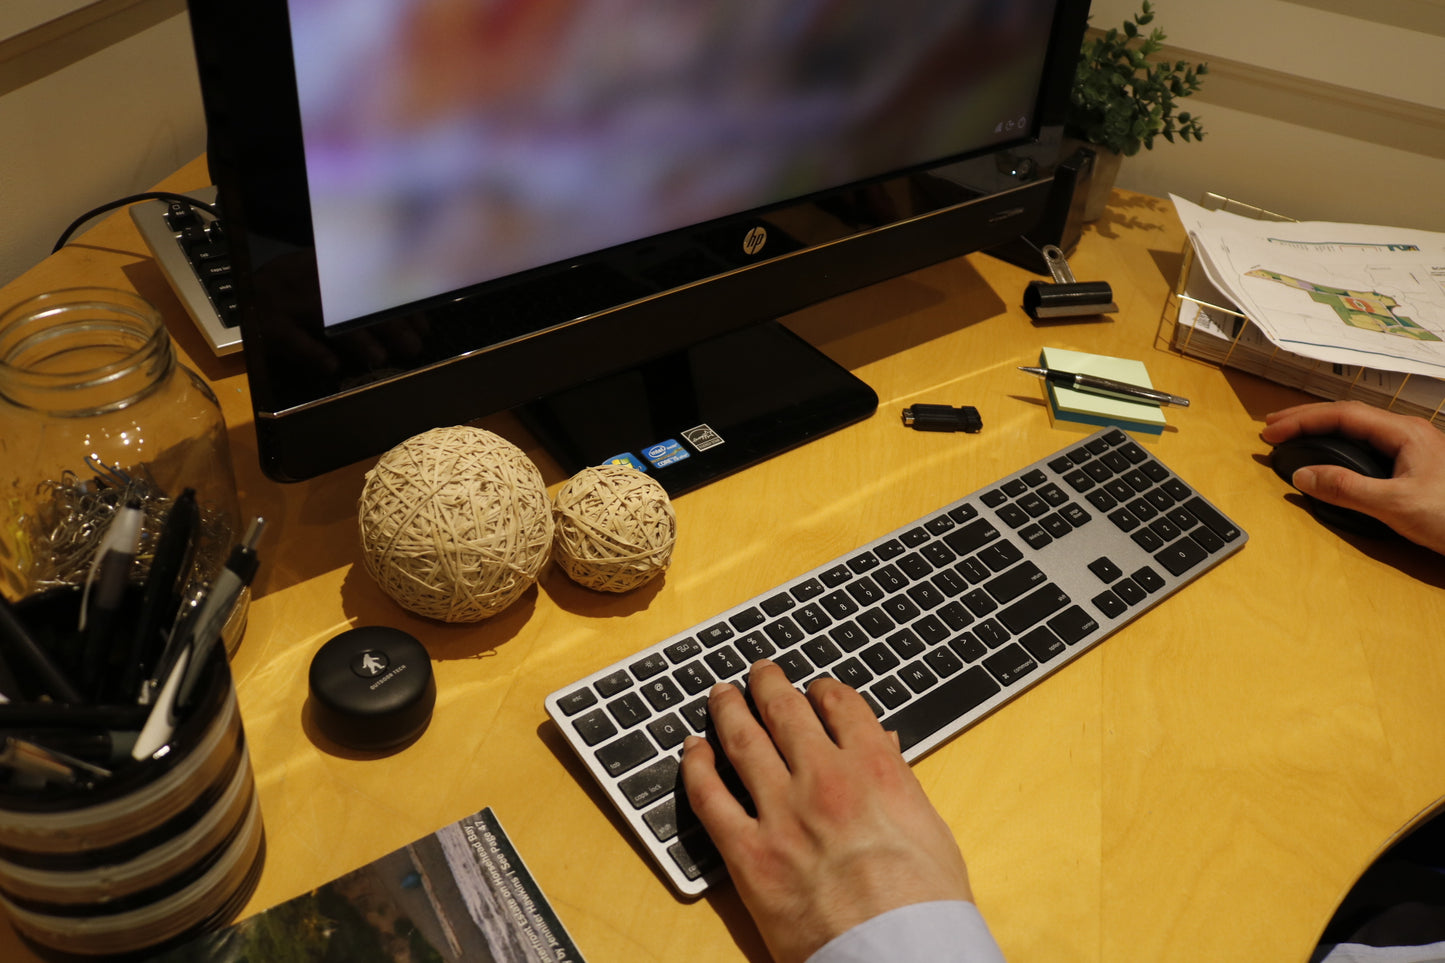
1262;400;1445;555
680;660;977;963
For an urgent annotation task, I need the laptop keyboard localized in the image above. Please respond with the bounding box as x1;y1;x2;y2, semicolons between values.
544;427;1247;897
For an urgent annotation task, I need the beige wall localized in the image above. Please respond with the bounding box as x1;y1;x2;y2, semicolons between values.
1084;0;1445;228
0;1;204;289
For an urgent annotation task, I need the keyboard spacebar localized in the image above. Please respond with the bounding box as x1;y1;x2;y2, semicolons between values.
885;667;1002;754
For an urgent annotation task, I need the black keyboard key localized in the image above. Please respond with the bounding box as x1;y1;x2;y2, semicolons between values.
793;602;832;633
1092;591;1128;619
900;527;932;547
735;632;776;662
880;595;921;624
899;661;938;693
775;650;814;683
791;578;825;602
764;616;805;647
833;657;872;688
984;561;1046;604
847;552;880;574
983;643;1038;686
573;708;618;746
596;670;632;697
943;518;1001;555
820;564;852;587
664;638;703;663
705;646;747;679
912;613;950;646
698;622;734;647
861;643;900;674
974;619;1010;648
620;756;681;809
557;687;598;716
1048;606;1099;644
873;538;907;560
1156;536;1209;576
595;730;657;777
1019;626;1066;663
829;621;868;651
819;590;860;619
948;631;987;663
885;628;926;659
802;637;843;667
1132;566;1165;592
674;662;716;695
669;831;723;881
644;797;682;842
947;503;980;524
886;667;1000;752
923;645;964;678
730;607;765;632
937;601;974;632
1114;579;1147;606
873;564;908;593
976;540;1023;572
961;589;998;617
924;514;956;536
897;553;934;580
609;692;652;727
845;576;885;606
760;593;795;616
998;583;1070;634
869;676;911;710
857;607;896;638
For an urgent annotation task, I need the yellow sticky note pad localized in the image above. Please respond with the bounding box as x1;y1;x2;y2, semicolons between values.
1039;346;1166;435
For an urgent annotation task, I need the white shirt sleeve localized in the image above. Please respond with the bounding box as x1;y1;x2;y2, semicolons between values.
804;900;1006;963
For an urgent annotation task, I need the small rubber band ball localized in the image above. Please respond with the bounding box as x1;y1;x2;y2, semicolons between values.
358;426;553;621
552;465;676;593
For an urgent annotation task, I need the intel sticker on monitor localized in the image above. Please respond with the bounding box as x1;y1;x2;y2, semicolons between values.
642;440;690;469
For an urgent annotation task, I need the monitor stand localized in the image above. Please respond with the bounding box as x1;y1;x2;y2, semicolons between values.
517;320;878;496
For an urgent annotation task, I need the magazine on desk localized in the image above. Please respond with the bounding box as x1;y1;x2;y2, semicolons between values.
148;807;585;963
1168;195;1445;422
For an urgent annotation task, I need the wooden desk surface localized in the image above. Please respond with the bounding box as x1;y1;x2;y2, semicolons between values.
3;159;1443;962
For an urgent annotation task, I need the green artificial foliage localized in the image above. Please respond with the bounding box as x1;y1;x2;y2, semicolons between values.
1067;1;1207;157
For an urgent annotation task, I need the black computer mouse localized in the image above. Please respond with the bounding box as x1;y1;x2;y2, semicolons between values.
1269;433;1397;538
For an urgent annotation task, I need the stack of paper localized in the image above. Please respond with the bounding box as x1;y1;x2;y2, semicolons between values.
1169;196;1445;420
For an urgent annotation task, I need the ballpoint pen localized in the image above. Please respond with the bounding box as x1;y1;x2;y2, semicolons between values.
118;489;198;700
1018;365;1191;408
133;518;266;759
175;517;266;712
79;498;145;699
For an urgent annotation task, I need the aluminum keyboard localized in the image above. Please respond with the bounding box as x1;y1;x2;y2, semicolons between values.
545;427;1247;897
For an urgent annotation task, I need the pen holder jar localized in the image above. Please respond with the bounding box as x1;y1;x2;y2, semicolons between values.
0;289;248;655
0;588;265;958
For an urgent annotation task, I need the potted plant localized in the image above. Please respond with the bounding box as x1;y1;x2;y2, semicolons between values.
1066;1;1207;220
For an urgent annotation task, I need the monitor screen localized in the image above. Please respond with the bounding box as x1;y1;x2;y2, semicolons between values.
188;0;1087;484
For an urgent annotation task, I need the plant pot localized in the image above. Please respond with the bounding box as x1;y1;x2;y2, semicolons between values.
1082;147;1123;221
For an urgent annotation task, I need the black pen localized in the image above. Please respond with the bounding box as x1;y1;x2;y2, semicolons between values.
118;489;198;700
79;498;145;699
1019;365;1191;408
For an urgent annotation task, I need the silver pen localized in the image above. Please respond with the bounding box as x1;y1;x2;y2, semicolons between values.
1019;366;1190;408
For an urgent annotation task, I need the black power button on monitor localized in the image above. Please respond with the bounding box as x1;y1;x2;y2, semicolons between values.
308;626;436;751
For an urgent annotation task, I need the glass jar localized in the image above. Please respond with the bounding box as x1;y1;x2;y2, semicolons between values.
0;288;247;651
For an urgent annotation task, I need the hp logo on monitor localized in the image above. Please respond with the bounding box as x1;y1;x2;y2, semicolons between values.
742;226;768;257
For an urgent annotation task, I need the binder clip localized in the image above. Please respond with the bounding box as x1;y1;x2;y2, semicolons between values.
1023;245;1119;321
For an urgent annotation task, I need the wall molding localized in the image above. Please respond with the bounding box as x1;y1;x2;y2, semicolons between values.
0;0;184;97
1176;44;1445;162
